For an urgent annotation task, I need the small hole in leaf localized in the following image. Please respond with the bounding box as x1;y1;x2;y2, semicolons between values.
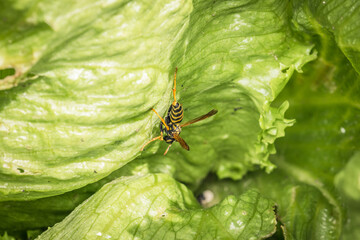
0;68;16;80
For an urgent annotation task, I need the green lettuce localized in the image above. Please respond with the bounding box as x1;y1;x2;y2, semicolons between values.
195;1;360;238
0;0;193;200
0;0;314;200
37;174;276;239
1;0;360;239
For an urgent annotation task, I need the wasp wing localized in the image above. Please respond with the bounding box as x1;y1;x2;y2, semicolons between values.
180;109;218;128
173;133;190;151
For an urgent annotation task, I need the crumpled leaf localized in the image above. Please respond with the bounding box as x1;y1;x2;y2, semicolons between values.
0;0;315;201
0;151;182;231
266;1;360;238
1;0;359;239
37;174;276;240
196;0;360;237
292;0;360;74
140;0;315;183
196;171;340;240
267;54;359;239
0;157;155;231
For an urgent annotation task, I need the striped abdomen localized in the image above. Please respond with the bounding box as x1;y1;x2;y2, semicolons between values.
169;102;183;123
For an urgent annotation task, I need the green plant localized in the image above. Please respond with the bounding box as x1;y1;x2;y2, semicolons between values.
0;0;359;239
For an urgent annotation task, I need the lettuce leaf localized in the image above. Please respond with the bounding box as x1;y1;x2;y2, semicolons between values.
161;0;314;182
37;174;276;240
0;160;138;231
0;0;193;200
1;0;360;239
195;0;360;237
276;1;360;238
0;0;315;201
292;0;360;74
129;0;316;186
272;59;360;239
197;170;341;240
0;154;180;231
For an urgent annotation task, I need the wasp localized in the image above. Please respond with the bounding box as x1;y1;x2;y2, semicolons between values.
141;68;218;155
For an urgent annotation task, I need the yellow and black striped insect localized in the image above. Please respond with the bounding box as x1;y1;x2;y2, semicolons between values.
141;68;218;155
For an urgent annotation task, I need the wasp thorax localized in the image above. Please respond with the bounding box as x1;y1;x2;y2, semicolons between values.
169;124;181;136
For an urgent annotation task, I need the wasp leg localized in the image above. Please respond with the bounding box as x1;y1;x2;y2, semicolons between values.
152;108;169;130
141;132;163;151
172;67;178;106
163;144;172;155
